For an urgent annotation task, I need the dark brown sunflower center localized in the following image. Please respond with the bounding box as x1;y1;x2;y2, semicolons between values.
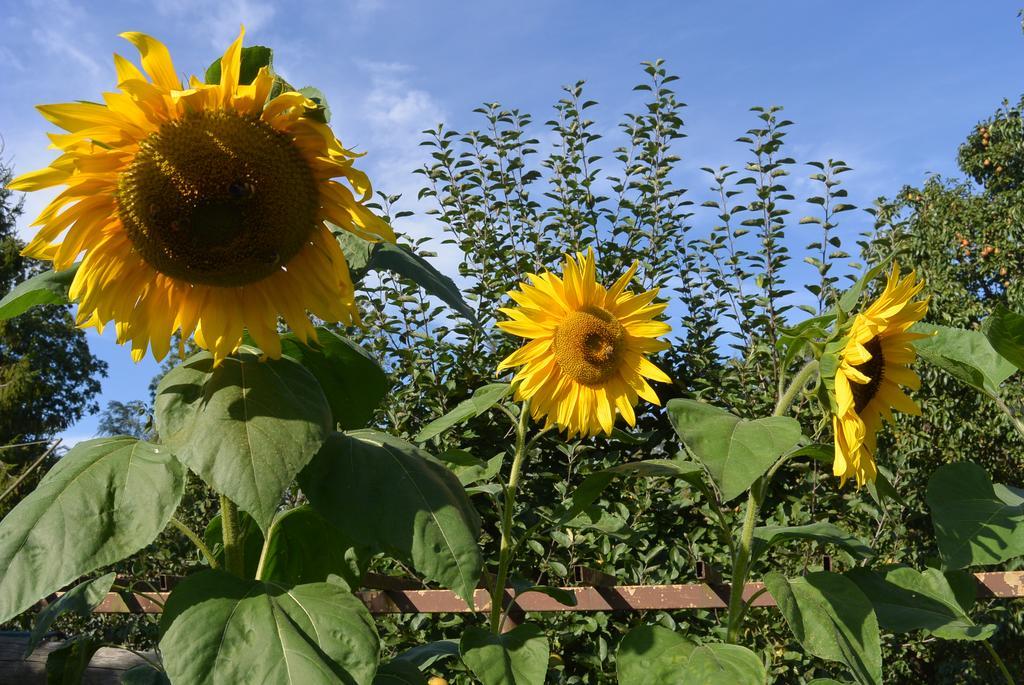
116;110;320;287
850;336;884;413
552;306;626;386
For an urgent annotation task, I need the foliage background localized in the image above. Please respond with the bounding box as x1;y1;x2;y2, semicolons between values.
4;56;1024;685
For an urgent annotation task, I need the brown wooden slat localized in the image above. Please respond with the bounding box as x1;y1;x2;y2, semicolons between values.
0;635;154;685
72;571;1024;615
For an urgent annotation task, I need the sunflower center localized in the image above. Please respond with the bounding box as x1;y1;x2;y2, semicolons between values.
850;337;885;413
552;306;626;386
116;110;320;286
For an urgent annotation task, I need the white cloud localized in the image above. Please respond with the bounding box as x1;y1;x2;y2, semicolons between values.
354;61;459;267
26;0;105;80
154;0;277;48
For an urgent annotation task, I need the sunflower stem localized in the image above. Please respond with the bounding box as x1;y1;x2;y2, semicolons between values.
773;359;819;417
993;394;1024;441
725;479;765;643
727;359;820;643
220;495;245;578
169;517;218;569
490;401;531;633
983;638;1016;685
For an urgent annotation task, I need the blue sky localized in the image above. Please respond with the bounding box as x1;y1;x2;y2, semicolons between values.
1;0;1022;445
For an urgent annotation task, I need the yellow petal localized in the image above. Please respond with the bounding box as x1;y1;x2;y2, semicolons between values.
119;32;182;90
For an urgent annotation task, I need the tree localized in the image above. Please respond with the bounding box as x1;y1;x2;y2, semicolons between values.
0;150;107;465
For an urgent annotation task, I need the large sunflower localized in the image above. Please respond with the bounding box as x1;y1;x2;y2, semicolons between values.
830;264;928;486
496;249;672;438
8;28;394;363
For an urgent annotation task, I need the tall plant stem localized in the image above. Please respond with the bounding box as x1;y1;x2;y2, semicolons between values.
489;401;531;633
169;517;218;569
993;394;1024;440
773;359;818;417
983;639;1016;685
726;358;819;644
220;495;244;577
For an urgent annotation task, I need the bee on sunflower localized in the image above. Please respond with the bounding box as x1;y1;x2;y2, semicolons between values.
496;248;672;438
8;28;393;363
822;264;929;486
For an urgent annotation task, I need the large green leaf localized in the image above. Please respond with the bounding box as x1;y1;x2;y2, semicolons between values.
373;661;426;684
0;437;184;624
25;572;115;657
392;640;460;670
204;45;273;85
281;328;389;430
46;636;101;685
764;571;882;685
913;322;1016;397
368;242;475;321
616;626;765;685
154;351;332;532
121;664;171;684
984;305;1024;371
299;430;482;605
160;570;379;684
846;566;995;640
676;644;766;684
926;461;1024;569
751;522;873;565
415;383;512;442
667;399;802;501
460;624;548;685
0;263;78;320
261;505;370;588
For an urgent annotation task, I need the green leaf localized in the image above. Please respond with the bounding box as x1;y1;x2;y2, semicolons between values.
154;351;332;532
926;461;1024;569
837;253;899;314
204;45;273;85
764;571;882;685
912;323;1016;398
261;505;370;588
514;583;577;607
675;644;766;684
984;305;1024;371
0;437;184;624
367;242;475;321
460;623;548;685
334;228;376;277
392;640;459;670
26;572;115;657
160;570;379;684
616;626;765;685
752;522;873;564
846;566;995;640
667;399;802;501
299;430;482;606
558;458;703;524
46;636;101;685
445;451;504;486
415;383;512;442
298;86;331;123
373;661;426;684
281;328;389;430
121;664;172;684
204;510;264;579
0;264;79;320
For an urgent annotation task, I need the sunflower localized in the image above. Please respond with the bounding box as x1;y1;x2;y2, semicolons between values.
829;264;928;486
496;248;672;438
8;28;394;363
